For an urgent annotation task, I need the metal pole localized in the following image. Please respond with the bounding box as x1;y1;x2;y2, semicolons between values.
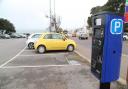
49;0;52;32
54;0;57;32
126;67;128;85
100;82;111;89
54;0;56;17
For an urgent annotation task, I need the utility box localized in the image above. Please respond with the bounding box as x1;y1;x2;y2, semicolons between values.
91;12;123;83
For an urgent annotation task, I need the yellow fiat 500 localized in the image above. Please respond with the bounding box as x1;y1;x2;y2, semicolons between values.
34;33;76;54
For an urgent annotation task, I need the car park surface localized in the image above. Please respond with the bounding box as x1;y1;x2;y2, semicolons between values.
0;38;26;65
0;38;127;89
0;38;97;89
0;38;125;89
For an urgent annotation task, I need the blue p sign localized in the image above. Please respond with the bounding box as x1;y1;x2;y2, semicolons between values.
110;19;123;34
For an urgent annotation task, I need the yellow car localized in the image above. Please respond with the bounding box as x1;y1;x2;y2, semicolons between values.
34;32;76;54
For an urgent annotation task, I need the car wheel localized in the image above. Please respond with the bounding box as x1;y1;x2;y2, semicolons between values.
86;37;88;39
28;42;34;49
67;45;74;52
37;45;46;54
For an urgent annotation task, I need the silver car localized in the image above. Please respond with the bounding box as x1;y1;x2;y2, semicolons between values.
79;33;89;40
123;33;128;41
26;33;42;49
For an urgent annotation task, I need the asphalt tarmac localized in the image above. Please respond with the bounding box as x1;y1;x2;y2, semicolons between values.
0;38;125;89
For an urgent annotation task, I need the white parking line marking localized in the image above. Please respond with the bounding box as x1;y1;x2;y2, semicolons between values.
24;50;35;51
19;55;43;57
65;56;70;64
1;64;81;69
122;54;128;57
0;46;27;68
65;56;81;65
19;53;69;57
75;51;91;63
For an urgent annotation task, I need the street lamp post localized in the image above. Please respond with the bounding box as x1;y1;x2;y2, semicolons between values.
48;0;60;32
49;0;52;32
54;0;57;32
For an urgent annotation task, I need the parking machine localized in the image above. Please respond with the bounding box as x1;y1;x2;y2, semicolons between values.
91;12;123;89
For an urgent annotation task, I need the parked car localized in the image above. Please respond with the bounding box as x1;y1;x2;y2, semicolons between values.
10;34;17;38
10;33;21;38
26;33;42;49
19;34;26;38
79;33;89;40
123;33;128;41
67;33;72;37
0;34;3;39
0;34;10;39
34;32;76;54
72;33;76;37
17;34;26;38
4;34;11;39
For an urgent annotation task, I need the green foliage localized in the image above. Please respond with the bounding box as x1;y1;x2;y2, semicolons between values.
87;16;92;28
103;0;125;14
87;0;125;27
0;18;16;34
90;6;102;15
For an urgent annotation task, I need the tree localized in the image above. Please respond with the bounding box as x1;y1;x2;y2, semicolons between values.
87;0;125;28
0;18;16;34
90;6;102;15
87;16;92;28
102;0;125;14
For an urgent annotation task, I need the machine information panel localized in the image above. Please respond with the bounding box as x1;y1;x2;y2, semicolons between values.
91;16;105;79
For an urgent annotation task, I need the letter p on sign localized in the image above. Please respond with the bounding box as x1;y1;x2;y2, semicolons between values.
111;19;123;35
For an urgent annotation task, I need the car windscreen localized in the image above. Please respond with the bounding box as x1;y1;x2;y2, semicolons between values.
31;34;41;38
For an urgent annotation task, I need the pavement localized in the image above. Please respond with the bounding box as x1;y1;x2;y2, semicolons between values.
71;36;128;85
0;38;126;89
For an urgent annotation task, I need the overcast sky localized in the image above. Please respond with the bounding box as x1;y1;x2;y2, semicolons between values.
0;0;108;33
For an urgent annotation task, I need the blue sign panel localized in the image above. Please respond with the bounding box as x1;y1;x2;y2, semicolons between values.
110;19;123;34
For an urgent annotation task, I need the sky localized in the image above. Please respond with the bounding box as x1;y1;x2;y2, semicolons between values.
0;0;108;33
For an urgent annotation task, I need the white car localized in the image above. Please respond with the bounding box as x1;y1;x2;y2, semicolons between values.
26;33;42;49
123;33;128;41
79;33;89;40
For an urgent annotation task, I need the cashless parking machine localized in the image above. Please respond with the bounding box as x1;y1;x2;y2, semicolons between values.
91;12;123;89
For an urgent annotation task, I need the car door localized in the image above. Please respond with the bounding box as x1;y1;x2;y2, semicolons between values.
43;34;55;50
51;34;67;50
